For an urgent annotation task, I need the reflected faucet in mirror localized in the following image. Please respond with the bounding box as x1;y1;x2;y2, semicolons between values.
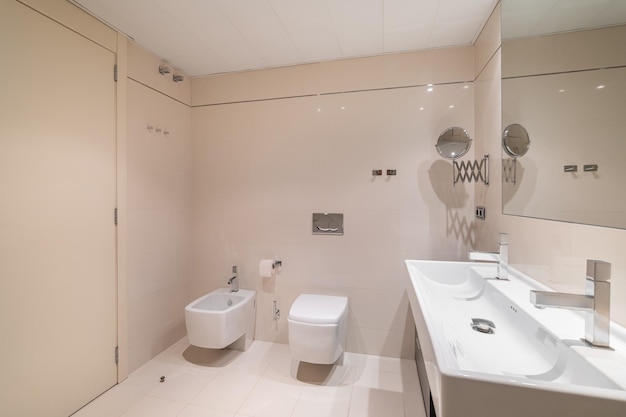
530;260;611;348
469;233;509;280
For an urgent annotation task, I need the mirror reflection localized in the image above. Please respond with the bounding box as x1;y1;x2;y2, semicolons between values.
501;0;626;229
435;127;472;160
502;124;530;158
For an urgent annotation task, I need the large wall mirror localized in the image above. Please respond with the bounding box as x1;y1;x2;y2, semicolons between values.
501;0;626;229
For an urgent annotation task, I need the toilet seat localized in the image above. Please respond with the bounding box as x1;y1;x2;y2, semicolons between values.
288;294;348;324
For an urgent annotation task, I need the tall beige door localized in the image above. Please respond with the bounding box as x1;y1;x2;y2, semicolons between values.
0;1;118;416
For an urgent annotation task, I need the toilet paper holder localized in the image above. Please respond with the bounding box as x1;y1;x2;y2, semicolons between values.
273;260;282;268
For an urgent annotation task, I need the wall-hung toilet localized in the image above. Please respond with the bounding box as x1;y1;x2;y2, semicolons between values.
288;294;349;364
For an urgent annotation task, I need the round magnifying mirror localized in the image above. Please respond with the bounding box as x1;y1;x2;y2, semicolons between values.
502;123;530;157
435;127;472;160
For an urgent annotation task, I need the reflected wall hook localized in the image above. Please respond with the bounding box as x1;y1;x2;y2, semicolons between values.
159;65;171;75
173;74;184;82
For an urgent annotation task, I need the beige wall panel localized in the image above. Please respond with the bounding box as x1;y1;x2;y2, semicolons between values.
473;5;502;252
128;41;192;106
191;63;475;357
192;63;321;106
126;79;192;373
474;2;501;77
18;0;117;51
0;1;117;415
319;46;474;94
503;25;626;78
192;47;474;106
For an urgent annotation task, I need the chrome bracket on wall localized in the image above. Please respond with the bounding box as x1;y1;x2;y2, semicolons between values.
503;158;517;185
453;154;490;185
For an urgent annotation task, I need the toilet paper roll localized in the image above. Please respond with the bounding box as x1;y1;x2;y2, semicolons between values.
259;259;275;278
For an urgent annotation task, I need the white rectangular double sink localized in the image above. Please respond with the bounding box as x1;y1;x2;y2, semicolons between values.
405;260;626;417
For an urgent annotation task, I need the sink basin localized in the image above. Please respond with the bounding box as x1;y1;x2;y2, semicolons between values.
405;260;626;417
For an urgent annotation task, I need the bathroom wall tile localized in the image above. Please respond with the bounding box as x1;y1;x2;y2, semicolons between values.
346;326;413;359
128;41;191;106
127;286;188;373
127;72;193;373
343;288;408;331
319;47;474;94
503;214;626;327
192;63;320;106
192;47;474;106
502;25;626;78
191;52;475;359
571;225;626;326
473;48;502;251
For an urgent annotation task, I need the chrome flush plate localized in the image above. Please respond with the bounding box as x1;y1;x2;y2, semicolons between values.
312;213;344;235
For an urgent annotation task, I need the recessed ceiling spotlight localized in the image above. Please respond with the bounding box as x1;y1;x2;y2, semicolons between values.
427;87;434;92
449;105;455;109
596;85;605;89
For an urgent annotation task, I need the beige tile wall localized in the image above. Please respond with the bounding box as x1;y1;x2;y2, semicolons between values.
191;49;476;358
473;3;503;251
126;42;193;372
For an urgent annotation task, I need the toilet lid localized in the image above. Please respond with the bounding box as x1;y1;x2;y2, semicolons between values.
289;294;348;324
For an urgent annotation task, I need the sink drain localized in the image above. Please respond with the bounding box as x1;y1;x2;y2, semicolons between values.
471;318;495;334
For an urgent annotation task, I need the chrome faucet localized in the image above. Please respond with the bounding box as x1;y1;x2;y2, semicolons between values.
468;233;508;280
227;265;238;292
530;259;611;348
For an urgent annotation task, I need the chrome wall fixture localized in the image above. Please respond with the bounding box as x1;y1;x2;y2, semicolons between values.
564;164;599;173
159;64;184;83
501;124;530;185
435;127;489;186
503;158;517;184
453;155;489;185
147;125;171;136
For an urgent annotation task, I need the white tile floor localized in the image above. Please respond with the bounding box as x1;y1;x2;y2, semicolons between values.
73;338;427;417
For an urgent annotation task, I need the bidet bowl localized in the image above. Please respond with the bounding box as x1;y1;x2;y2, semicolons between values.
185;288;256;349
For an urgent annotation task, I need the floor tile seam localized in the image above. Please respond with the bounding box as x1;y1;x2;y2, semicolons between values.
145;372;218;401
143;392;190;406
345;381;357;417
233;373;270;416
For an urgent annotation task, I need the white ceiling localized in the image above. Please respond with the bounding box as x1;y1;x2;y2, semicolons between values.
71;0;499;77
70;0;626;77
